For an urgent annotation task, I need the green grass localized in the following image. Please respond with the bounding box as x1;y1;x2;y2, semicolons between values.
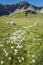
0;13;43;65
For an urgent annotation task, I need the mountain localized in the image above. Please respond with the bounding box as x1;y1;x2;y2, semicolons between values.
0;1;43;16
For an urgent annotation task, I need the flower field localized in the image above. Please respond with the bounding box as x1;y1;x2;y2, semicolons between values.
0;14;43;65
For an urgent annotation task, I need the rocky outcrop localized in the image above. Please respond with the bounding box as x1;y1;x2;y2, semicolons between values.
0;1;43;16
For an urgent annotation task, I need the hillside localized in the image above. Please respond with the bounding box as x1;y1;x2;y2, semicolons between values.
0;1;43;65
0;13;43;65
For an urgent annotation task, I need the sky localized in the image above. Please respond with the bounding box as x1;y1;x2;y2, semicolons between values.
0;0;43;7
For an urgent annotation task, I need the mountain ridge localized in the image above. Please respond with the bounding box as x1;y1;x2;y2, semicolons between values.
0;1;43;16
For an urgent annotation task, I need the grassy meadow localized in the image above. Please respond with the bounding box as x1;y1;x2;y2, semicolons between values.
0;13;43;65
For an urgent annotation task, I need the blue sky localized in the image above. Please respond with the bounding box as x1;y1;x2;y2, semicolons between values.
0;0;43;7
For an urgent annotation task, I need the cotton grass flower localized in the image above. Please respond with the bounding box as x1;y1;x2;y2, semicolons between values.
11;46;14;49
3;49;6;53
19;59;22;62
18;57;20;59
0;61;4;64
6;40;10;44
14;49;18;55
16;44;23;49
21;57;24;60
18;57;24;63
32;55;35;58
11;40;14;44
8;57;11;60
3;49;8;56
6;52;8;56
32;59;35;63
14;49;18;52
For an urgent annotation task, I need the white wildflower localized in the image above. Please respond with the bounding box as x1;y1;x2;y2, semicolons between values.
32;55;35;58
16;44;23;49
6;52;8;56
14;52;16;55
14;49;18;52
21;57;24;60
19;59;22;62
13;37;16;41
11;46;14;49
14;49;18;55
11;40;13;44
3;49;5;51
18;57;20;59
8;57;11;60
3;49;8;56
1;61;4;64
3;49;6;53
7;40;10;44
32;59;35;63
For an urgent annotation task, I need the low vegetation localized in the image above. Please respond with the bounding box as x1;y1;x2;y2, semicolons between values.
0;13;43;65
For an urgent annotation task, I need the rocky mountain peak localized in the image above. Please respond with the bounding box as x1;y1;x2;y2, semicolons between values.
0;1;43;16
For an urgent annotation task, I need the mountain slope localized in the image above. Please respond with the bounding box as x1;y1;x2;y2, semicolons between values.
0;1;43;16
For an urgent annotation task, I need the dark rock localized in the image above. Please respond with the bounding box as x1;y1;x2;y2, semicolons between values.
0;1;43;16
